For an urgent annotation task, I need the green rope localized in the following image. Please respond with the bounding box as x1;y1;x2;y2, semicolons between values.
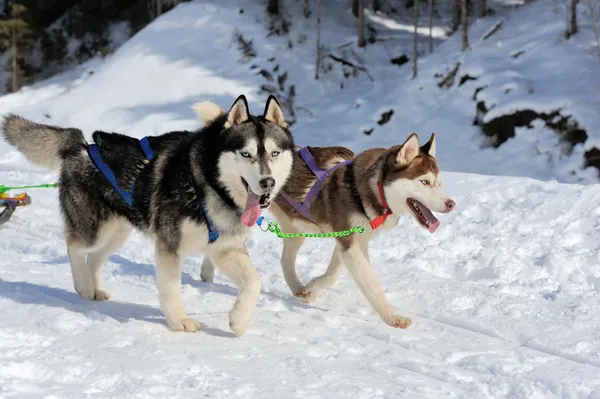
266;220;366;239
0;182;58;194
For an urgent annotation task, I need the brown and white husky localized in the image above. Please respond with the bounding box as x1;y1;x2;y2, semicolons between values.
193;102;455;329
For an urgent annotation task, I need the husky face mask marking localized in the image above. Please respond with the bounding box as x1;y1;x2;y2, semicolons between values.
385;133;456;233
216;95;294;226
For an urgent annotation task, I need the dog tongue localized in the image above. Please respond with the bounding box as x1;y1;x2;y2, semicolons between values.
416;200;440;233
242;188;261;227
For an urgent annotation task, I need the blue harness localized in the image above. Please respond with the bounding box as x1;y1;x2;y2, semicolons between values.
87;137;220;243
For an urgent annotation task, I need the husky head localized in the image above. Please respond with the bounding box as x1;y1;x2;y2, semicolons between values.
381;133;455;233
193;95;295;227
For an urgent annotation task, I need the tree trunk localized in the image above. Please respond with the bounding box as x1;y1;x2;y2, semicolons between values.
461;0;469;51
11;28;18;93
304;0;311;17
478;0;486;17
451;0;460;32
569;0;579;37
156;0;162;16
357;0;366;47
315;0;321;79
148;0;155;20
412;2;419;78
372;0;381;12
428;0;434;53
588;0;600;62
267;0;279;15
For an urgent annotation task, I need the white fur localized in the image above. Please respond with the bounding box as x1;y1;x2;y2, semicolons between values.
386;170;451;216
267;204;412;328
191;101;224;126
66;218;133;302
265;137;294;194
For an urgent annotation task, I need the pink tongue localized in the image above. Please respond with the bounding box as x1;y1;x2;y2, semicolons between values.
415;200;440;233
241;188;261;227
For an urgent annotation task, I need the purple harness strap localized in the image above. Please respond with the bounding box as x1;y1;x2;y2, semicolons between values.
280;146;354;223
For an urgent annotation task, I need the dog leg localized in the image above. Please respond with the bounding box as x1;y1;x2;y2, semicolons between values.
200;256;215;283
298;243;344;303
281;236;306;297
86;223;132;301
155;243;200;332
66;236;96;300
209;248;261;336
339;243;412;329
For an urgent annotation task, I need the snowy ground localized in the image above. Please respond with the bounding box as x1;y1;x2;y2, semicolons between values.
0;0;599;397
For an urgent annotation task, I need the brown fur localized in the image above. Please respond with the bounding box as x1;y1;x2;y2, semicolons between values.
272;139;438;250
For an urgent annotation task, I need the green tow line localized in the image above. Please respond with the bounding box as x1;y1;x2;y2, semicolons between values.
0;182;58;195
0;183;366;238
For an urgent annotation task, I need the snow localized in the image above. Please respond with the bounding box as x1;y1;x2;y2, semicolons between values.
0;0;599;397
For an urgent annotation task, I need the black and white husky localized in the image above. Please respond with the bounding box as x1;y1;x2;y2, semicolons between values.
1;95;295;336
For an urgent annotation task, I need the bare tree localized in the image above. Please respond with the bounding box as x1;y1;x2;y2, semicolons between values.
479;0;486;17
373;0;381;11
157;0;162;16
461;0;469;51
304;0;311;17
568;0;579;37
315;0;321;79
357;0;366;47
413;1;419;78
428;0;434;53
451;0;460;32
588;0;600;62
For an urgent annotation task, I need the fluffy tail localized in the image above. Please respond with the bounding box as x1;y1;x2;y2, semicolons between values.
191;101;225;126
1;114;87;170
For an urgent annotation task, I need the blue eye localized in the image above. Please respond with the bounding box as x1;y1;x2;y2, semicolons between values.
240;151;251;158
272;151;280;157
421;179;429;185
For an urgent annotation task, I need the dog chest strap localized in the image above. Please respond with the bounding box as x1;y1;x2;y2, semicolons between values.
88;144;134;206
192;184;219;243
280;147;354;223
139;137;154;160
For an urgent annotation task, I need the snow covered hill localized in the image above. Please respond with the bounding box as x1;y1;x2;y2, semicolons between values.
0;0;599;397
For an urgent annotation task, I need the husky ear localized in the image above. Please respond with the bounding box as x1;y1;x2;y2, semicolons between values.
420;133;436;158
225;95;250;128
396;133;420;165
191;101;225;126
263;95;287;128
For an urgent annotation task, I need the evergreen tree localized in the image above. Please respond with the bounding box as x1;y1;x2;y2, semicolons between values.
0;2;33;93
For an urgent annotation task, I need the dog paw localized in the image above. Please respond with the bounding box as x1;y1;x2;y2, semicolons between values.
229;308;251;336
93;289;111;301
168;317;201;333
384;314;412;329
294;288;318;304
75;285;96;301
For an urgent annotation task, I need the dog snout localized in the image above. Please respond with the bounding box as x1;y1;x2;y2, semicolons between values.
444;199;456;212
259;177;276;192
